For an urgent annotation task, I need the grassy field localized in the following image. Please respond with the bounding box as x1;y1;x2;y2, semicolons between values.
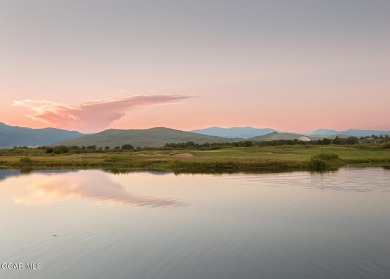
0;145;389;173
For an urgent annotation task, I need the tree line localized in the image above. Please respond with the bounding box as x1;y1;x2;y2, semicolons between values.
7;135;389;155
42;144;135;154
163;137;360;149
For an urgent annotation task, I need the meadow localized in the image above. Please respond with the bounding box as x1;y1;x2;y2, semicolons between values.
0;144;389;173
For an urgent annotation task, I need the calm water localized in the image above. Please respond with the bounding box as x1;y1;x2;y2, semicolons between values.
0;168;389;279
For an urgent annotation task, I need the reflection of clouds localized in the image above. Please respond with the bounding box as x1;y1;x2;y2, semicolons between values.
14;171;183;207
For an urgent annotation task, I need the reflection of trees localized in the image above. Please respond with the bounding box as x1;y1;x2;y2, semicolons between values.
104;169;171;175
13;171;183;207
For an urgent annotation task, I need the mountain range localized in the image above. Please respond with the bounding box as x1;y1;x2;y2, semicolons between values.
311;129;390;137
193;127;390;138
51;127;241;148
0;122;83;148
53;129;326;148
0;122;389;148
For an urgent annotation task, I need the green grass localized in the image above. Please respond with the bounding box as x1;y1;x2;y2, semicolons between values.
0;145;389;173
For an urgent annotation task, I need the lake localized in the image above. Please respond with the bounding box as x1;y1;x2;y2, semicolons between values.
0;168;389;279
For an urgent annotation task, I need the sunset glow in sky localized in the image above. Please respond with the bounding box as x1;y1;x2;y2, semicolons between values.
1;0;389;133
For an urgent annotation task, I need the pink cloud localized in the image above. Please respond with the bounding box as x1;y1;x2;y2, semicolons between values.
13;95;192;132
13;171;183;207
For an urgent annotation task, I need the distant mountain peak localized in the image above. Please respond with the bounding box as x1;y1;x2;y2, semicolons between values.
311;129;338;135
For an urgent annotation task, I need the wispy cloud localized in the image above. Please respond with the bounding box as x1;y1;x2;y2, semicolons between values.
13;95;192;132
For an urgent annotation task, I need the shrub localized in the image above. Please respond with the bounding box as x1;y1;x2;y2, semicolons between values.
382;142;390;149
45;147;54;154
20;157;32;164
309;153;340;171
309;158;328;171
312;153;339;161
47;146;69;154
105;155;123;163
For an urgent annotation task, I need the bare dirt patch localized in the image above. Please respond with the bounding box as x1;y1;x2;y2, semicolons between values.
171;153;194;157
137;153;169;157
257;152;296;155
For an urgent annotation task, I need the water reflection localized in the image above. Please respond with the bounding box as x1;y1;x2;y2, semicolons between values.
0;168;389;279
106;169;172;176
309;168;390;192
0;170;21;181
229;168;390;193
8;170;183;207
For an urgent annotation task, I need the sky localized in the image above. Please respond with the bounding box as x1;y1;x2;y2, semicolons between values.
1;0;389;133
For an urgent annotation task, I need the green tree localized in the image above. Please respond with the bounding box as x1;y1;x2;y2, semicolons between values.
332;136;342;144
345;137;358;145
321;138;331;145
121;144;134;150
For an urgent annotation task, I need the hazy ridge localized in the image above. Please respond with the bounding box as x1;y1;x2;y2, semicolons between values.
1;122;389;148
52;127;241;148
0;122;83;148
312;129;390;137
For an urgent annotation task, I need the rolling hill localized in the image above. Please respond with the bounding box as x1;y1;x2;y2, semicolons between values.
0;122;84;148
192;126;277;139
52;127;242;148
